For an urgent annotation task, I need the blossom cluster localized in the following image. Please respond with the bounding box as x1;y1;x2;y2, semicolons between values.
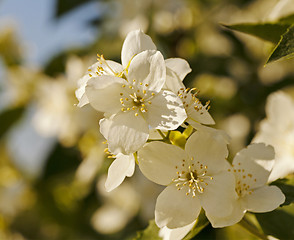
76;30;285;238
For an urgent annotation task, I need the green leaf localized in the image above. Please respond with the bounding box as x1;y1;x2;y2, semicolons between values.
267;24;294;63
55;0;93;18
270;179;294;206
183;210;209;240
222;23;290;43
0;107;24;139
255;209;294;240
278;13;294;24
133;220;161;240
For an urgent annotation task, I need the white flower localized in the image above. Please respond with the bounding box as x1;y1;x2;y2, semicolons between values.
207;143;285;228
87;49;187;155
159;221;195;240
138;130;236;229
253;91;294;182
75;57;124;107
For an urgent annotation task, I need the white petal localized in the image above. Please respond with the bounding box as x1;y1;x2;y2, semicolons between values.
85;76;126;114
163;67;185;93
146;90;187;131
233;143;275;188
99;117;113;140
128;50;166;93
75;86;89;107
186;100;215;126
155;185;201;229
266;91;294;128
121;29;156;67
165;58;191;81
105;60;124;74
105;154;135;192
106;111;149;155
159;221;195;240
206;200;245;228
185;130;229;174
198;171;236;218
268;155;294;182
243;185;285;213
138;142;187;185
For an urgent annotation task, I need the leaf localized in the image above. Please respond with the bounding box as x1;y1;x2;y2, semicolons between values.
278;13;294;24
133;220;161;240
267;24;294;63
55;0;93;18
270;179;294;206
0;107;24;139
222;23;290;44
255;209;294;240
183;210;209;240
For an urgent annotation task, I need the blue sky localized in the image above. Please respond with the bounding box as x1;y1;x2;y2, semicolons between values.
0;0;99;66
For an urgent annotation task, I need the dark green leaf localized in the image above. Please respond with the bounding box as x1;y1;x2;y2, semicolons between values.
267;24;294;63
133;220;161;240
55;0;93;18
222;23;290;43
278;13;294;24
255;209;294;240
183;210;209;240
0;107;24;139
270;179;294;206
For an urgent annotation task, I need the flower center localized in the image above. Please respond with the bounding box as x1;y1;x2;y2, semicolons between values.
172;158;213;198
119;81;154;116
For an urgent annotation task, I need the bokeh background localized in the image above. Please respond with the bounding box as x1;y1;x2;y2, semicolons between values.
1;0;294;239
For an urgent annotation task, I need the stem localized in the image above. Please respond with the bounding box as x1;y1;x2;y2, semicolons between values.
156;129;166;139
239;217;268;240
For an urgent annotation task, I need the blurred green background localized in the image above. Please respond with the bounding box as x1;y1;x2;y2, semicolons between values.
0;0;294;239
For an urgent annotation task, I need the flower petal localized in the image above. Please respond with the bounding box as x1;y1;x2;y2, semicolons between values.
138;141;187;185
106;111;149;155
85;75;126;114
198;171;236;218
232;143;275;188
165;58;192;81
146;90;187;130
155;185;201;228
121;29;156;67
243;185;285;212
105;153;135;192
163;67;185;93
185;130;229;174
128;50;166;93
206;200;245;228
159;221;195;240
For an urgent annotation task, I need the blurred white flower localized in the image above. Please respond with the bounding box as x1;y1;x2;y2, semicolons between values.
138;130;235;229
207;143;285;228
253;91;294;182
91;175;140;234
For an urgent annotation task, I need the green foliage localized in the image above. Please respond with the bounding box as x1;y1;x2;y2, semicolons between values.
271;178;294;206
267;24;294;63
255;209;294;240
55;0;93;17
183;210;209;240
133;220;161;240
222;23;290;43
0;107;24;139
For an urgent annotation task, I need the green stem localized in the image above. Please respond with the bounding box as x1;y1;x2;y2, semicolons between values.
239;217;268;240
156;129;166;139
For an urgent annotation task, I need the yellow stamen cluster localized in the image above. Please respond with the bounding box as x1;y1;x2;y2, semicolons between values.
119;80;153;117
177;88;210;115
172;157;213;198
